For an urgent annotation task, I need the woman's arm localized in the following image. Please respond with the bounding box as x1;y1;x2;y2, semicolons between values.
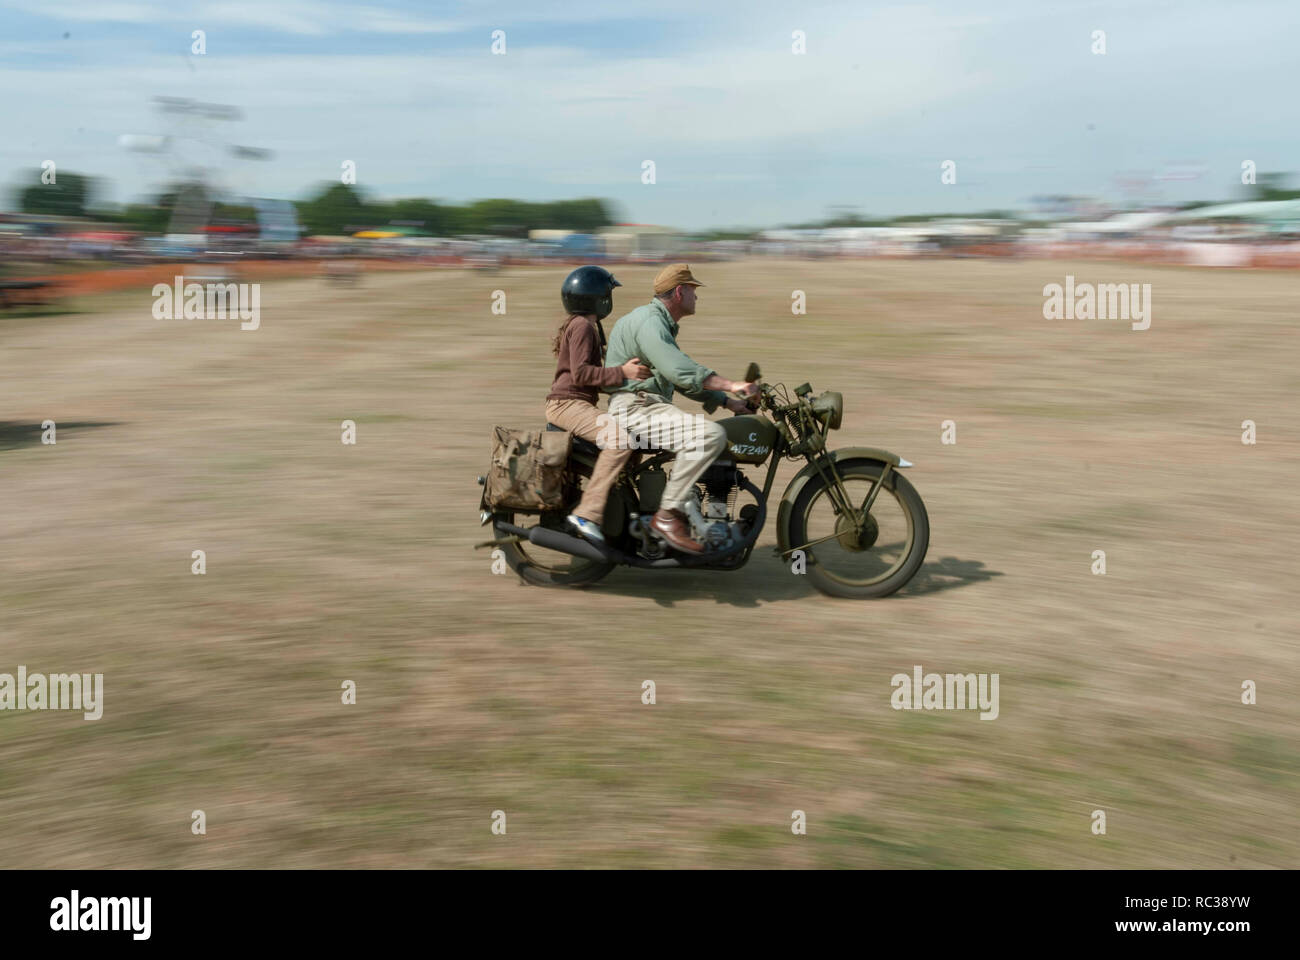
566;319;633;388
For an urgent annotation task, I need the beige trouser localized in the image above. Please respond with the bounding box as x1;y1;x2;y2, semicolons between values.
544;398;635;525
605;392;727;512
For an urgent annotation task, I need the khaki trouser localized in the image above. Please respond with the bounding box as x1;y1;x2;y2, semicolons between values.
544;398;635;525
605;392;727;512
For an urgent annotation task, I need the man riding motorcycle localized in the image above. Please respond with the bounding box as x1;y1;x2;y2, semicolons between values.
602;263;757;554
545;265;650;543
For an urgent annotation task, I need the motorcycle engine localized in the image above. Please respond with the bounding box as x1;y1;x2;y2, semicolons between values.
683;488;735;551
701;463;739;507
703;520;731;549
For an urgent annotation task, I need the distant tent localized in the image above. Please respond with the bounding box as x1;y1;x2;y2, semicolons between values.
1169;199;1300;223
253;198;302;243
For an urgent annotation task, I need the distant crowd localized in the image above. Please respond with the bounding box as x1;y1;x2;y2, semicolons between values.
4;227;1300;273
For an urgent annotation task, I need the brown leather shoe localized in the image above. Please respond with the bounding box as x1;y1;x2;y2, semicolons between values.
651;508;706;554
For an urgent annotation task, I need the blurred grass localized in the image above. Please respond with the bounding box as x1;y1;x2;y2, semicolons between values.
0;259;1297;867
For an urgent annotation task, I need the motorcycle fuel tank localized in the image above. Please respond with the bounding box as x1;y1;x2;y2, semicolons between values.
720;414;779;464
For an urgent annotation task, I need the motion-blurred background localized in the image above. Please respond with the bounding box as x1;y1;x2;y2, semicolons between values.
1;1;1296;867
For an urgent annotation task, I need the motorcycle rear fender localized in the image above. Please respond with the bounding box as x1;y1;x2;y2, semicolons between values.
775;447;910;552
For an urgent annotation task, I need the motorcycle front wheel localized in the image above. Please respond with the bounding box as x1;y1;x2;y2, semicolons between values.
784;460;929;599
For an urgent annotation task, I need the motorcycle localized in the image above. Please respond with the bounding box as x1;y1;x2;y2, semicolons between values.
476;364;929;599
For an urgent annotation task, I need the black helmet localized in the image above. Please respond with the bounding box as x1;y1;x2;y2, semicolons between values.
561;265;621;320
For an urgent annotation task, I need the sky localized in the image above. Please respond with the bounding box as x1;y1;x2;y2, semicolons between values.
1;0;1297;230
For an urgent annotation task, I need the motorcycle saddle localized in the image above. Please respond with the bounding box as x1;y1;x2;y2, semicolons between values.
547;422;663;458
546;422;600;458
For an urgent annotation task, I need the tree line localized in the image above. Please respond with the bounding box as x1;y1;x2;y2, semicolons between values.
10;173;618;238
12;167;1300;238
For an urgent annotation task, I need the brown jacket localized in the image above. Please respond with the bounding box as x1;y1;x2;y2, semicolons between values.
546;315;625;404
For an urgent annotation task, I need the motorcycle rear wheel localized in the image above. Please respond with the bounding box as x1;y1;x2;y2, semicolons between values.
494;509;616;587
493;464;616;587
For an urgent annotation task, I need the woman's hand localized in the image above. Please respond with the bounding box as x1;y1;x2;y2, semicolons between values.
621;357;651;380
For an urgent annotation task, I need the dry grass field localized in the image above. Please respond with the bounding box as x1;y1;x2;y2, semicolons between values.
1;257;1297;868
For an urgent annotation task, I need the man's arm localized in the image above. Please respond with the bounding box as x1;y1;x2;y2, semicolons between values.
681;382;729;413
700;373;759;414
636;320;743;409
701;373;754;395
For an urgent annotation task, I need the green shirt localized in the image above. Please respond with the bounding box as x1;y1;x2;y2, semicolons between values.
603;299;727;411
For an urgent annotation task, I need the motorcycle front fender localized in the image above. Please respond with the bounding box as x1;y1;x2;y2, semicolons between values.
775;447;911;553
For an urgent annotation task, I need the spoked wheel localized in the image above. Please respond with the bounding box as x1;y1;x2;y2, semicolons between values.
493;470;615;588
785;460;929;599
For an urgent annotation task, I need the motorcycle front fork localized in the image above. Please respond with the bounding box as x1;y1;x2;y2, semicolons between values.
781;458;893;558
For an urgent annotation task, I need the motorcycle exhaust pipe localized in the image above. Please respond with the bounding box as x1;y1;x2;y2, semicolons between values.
496;521;617;564
529;525;614;563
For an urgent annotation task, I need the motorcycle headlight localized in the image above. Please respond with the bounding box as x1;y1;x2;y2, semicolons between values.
811;391;843;430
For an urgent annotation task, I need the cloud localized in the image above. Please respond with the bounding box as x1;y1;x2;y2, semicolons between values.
2;0;465;35
4;0;1300;227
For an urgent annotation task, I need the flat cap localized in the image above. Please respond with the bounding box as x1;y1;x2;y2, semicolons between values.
653;263;704;295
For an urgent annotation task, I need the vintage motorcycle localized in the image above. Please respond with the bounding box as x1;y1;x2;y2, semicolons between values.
476;365;929;599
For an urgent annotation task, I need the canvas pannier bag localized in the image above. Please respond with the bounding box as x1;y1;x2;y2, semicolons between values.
483;425;572;511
